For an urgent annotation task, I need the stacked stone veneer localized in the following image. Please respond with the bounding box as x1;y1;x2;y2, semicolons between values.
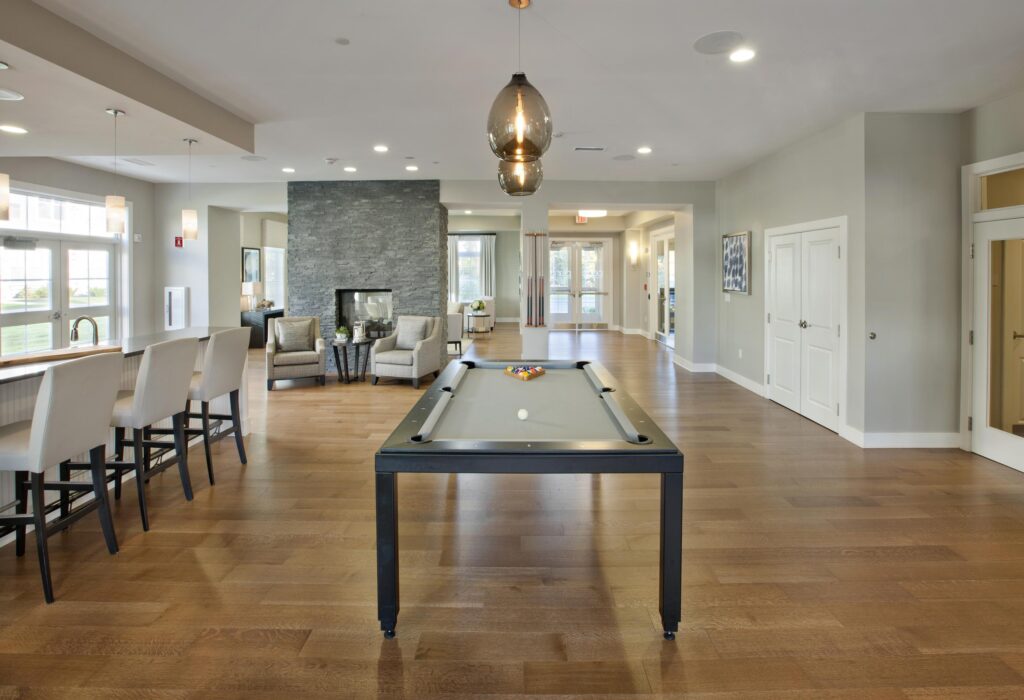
287;180;448;371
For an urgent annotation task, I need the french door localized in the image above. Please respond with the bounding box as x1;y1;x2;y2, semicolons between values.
0;240;116;355
972;218;1024;471
549;240;611;329
766;226;841;432
651;231;676;347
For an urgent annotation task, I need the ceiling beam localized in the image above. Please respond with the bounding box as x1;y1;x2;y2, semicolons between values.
0;0;254;152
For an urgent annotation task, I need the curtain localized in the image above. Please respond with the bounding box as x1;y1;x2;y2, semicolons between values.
480;234;496;298
447;237;460;302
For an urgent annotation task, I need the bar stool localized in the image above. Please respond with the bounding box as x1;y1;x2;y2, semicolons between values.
108;337;198;531
185;327;250;484
0;352;123;603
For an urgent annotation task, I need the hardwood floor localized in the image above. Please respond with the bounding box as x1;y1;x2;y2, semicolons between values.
2;324;1024;697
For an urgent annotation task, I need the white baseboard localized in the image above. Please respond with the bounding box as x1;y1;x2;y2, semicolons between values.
620;327;646;335
496;316;520;323
715;364;765;397
840;425;865;447
859;432;961;449
672;355;717;373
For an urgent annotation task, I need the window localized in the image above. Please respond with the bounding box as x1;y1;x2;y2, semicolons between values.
449;235;495;303
457;238;483;301
264;247;286;309
0;188;121;356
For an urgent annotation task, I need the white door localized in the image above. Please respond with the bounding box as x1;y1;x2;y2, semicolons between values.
800;229;841;431
767;233;802;413
549;240;611;329
767;227;841;431
973;218;1024;471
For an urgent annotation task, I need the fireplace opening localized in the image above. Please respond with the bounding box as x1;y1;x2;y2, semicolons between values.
335;289;394;339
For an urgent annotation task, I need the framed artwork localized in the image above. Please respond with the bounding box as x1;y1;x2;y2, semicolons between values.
722;231;751;294
242;247;261;283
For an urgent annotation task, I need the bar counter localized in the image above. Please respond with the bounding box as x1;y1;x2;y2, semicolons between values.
0;327;249;516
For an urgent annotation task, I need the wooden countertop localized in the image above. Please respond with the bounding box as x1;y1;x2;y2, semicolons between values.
0;326;235;386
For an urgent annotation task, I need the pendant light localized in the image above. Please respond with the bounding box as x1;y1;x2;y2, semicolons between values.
487;0;552;170
0;172;9;221
498;158;543;196
181;138;198;240
105;108;126;236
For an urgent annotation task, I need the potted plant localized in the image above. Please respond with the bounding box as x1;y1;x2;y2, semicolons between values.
470;299;485;313
335;326;349;342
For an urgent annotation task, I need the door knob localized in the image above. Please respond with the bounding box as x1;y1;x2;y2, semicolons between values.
799;320;808;329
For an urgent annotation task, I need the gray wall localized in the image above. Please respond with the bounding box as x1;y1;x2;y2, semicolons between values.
207;205;242;328
962;86;1024;165
287;180;448;370
716;114;867;428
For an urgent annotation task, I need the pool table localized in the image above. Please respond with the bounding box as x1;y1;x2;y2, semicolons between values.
375;359;684;639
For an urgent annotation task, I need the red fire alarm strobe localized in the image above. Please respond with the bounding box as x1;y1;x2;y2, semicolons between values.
174;236;183;248
575;215;588;224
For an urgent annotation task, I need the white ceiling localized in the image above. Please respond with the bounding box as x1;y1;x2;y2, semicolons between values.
10;0;1024;184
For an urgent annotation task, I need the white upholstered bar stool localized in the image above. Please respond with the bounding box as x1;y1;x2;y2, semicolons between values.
0;352;123;603
108;337;198;531
186;327;250;484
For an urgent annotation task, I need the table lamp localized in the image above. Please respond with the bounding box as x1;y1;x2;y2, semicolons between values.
242;281;263;310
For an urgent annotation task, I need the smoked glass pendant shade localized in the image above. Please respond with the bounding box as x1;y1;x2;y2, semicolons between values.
487;73;552;162
105;195;126;235
182;208;198;240
0;173;8;221
498;158;543;196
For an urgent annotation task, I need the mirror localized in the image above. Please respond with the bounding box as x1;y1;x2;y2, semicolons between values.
989;240;1024;436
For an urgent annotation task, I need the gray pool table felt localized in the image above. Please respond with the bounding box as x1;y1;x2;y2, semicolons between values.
430;368;625;442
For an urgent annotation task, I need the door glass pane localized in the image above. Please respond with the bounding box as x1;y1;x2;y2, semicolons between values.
989;240;1024;437
981;168;1024;211
67;248;110;309
0;248;53;313
1;323;53;355
550;245;570;288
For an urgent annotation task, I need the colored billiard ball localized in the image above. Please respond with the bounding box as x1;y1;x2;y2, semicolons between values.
517;409;529;421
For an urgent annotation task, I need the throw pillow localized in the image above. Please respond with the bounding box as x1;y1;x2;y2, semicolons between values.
395;317;428;350
277;319;313;352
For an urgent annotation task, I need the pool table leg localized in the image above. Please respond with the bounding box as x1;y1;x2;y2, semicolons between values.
376;472;400;638
659;472;683;640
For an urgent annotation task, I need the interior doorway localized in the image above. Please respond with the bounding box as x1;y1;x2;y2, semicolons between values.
549;239;612;330
650;227;676;347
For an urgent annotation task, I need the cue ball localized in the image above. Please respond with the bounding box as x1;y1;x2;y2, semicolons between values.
517;409;529;421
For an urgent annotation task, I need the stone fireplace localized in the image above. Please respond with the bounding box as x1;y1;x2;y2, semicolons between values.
286;180;448;372
336;288;394;339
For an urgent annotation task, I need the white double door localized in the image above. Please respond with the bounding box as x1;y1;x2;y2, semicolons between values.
972;218;1024;472
549;240;610;329
767;227;841;432
0;239;116;355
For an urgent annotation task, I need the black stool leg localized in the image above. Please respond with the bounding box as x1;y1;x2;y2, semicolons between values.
173;412;194;501
58;460;71;518
14;470;27;557
201;401;215;485
143;426;152;475
30;472;54;603
114;427;125;461
132;428;150;531
230;390;247;465
89;445;118;555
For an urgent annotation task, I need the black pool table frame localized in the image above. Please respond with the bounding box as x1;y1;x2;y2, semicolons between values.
375;359;684;640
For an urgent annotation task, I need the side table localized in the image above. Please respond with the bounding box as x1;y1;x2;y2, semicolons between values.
332;338;374;384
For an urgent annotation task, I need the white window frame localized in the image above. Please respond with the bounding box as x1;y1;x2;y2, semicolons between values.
1;182;131;353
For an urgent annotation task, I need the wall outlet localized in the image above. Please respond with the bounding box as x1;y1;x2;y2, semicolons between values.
738;348;743;359
723;293;731;303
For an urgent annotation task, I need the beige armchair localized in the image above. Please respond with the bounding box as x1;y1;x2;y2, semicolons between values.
266;316;326;390
447;302;464;355
371;315;442;389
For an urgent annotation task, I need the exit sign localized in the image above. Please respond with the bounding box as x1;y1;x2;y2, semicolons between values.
174;236;183;248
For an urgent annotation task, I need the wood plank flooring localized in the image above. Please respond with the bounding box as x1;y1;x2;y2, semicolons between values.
1;325;1024;697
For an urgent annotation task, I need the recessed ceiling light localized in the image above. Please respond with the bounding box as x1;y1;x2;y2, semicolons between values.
0;61;8;70
0;88;24;101
693;31;745;56
579;209;607;218
729;47;756;63
0;124;27;134
335;37;351;46
344;166;357;173
465;210;473;215
374;144;389;153
281;167;295;173
637;146;653;155
241;154;266;162
405;165;419;172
